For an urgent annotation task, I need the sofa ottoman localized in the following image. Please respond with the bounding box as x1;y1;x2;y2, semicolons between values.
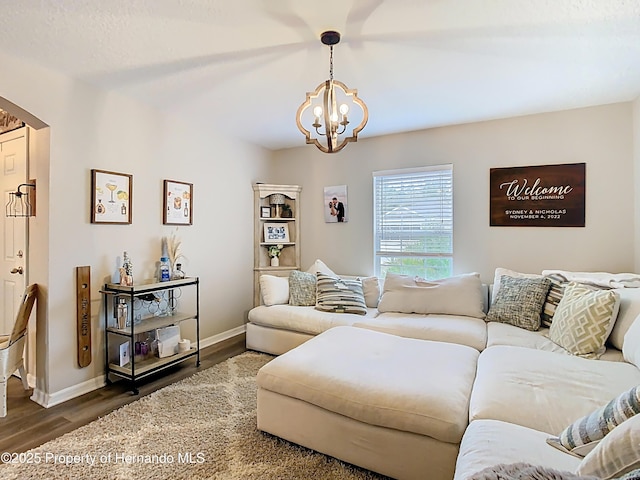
256;326;479;480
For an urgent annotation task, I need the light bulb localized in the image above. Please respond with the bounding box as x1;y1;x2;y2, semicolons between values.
339;104;349;115
313;106;323;117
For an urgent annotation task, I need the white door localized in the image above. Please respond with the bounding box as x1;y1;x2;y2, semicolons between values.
0;127;28;337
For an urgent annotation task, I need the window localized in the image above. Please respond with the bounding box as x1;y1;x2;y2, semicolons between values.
373;165;453;280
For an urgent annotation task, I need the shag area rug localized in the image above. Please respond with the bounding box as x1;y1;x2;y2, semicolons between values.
1;351;387;480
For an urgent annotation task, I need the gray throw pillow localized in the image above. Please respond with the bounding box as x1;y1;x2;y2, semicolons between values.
486;275;551;331
315;273;367;315
288;270;316;306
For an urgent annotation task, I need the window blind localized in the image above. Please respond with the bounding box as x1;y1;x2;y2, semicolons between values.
373;164;453;279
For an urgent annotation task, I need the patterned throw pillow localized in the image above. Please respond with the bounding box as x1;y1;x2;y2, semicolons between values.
315;273;367;315
549;282;620;358
547;385;640;457
288;270;316;306
541;273;568;327
576;413;640;478
486;276;551;331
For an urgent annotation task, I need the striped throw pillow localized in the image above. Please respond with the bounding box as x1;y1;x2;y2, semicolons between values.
577;415;640;479
541;273;568;327
547;385;640;457
315;273;367;315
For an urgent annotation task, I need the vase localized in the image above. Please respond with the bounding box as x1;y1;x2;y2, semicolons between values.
270;256;279;267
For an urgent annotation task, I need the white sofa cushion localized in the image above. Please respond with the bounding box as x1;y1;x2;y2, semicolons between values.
549;282;620;359
257;326;479;443
259;274;289;305
622;313;640;368
454;419;581;480
355;313;487;351
470;345;640;435
577;414;640;479
247;305;377;336
486;322;566;353
359;276;381;308
305;258;337;276
610;288;640;351
486;322;625;361
378;272;486;319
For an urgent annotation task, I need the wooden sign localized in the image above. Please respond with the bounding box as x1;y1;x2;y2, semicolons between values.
76;266;92;367
490;163;585;227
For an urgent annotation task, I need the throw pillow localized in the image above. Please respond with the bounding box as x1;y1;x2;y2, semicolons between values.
547;385;640;457
359;276;381;308
609;287;640;351
576;414;640;479
541;273;568;327
491;267;541;303
622;313;640;369
377;272;486;318
288;270;316;306
549;282;620;358
315;273;367;315
259;275;289;306
305;259;337;277
485;276;551;331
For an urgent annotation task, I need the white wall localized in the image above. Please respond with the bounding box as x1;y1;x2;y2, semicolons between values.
272;103;635;283
1;50;270;401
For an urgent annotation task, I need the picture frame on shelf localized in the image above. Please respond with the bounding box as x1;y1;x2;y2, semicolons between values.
91;169;133;224
163;179;193;225
264;223;290;243
260;206;271;218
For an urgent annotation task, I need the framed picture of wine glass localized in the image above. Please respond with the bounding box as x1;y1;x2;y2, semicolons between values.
163;179;193;225
91;169;133;224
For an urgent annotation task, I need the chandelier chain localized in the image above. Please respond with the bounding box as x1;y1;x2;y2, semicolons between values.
329;46;334;81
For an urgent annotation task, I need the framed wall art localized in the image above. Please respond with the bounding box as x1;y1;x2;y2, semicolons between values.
163;180;193;225
263;223;290;243
260;206;271;218
324;185;348;223
91;169;132;224
490;163;585;227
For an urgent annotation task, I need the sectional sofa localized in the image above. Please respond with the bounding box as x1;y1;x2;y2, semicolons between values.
247;262;640;480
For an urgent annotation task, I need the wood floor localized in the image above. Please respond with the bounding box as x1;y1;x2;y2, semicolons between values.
0;334;246;454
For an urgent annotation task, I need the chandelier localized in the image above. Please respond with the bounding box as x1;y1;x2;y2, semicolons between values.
296;31;368;154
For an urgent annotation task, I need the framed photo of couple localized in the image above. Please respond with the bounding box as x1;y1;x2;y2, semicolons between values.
324;185;348;223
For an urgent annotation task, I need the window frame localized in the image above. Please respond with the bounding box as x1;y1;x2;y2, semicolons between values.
372;164;453;280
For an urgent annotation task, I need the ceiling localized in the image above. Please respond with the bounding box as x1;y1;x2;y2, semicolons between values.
1;1;640;151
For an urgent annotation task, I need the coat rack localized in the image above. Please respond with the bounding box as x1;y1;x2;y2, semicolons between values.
5;181;36;217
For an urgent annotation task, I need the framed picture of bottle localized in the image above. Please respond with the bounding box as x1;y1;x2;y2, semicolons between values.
91;169;133;224
163;179;193;225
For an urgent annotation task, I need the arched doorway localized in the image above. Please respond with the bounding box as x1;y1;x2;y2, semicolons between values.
0;96;49;398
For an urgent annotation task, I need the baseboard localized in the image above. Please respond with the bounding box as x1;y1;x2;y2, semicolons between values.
198;324;246;350
31;324;247;409
32;375;105;409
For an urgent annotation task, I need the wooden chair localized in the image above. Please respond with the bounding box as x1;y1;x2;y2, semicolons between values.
0;284;38;417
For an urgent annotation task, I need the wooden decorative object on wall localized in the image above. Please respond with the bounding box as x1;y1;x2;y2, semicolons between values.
0;109;24;135
76;266;92;368
490;163;586;227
